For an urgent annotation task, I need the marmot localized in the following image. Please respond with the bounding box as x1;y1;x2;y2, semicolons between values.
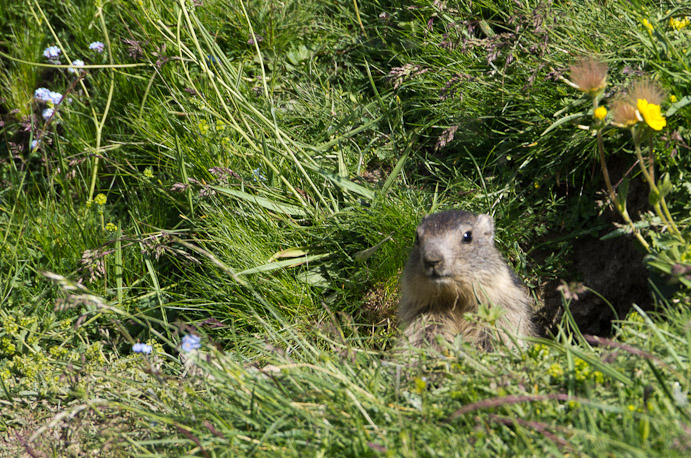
399;210;534;350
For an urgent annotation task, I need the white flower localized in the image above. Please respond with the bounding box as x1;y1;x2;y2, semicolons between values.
34;87;51;102
30;139;40;150
43;46;61;60
42;108;54;120
89;41;105;53
68;59;85;74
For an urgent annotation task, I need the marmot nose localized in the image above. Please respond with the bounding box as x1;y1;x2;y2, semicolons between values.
423;257;442;272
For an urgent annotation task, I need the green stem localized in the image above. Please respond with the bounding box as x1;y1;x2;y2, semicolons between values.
632;129;683;241
594;102;649;251
87;5;116;204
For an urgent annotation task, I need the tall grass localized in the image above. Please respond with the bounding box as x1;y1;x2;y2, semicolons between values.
1;0;690;455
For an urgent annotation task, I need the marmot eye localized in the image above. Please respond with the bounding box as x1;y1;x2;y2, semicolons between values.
462;231;472;243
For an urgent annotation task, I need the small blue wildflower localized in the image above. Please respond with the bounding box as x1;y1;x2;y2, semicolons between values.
48;91;63;105
30;139;40;150
34;88;52;102
252;168;266;182
68;59;85;74
205;55;217;64
89;41;105;53
181;334;202;352
132;343;153;354
42;108;54;121
43;46;61;60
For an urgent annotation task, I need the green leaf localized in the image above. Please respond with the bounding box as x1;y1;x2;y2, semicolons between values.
212;187;308;216
311;169;375;200
665;95;691;117
267;247;313;263
659;173;673;198
237;253;330;276
649;188;661;206
541;112;585;136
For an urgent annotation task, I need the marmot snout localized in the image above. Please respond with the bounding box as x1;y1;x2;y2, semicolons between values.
399;210;534;349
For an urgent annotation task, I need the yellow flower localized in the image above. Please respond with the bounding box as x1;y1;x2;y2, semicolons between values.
637;99;666;131
594;106;608;120
105;222;118;232
548;363;564;378
143;167;154;179
670;94;678;103
592;371;604;384
642;19;654;33
670;17;690;31
414;377;427;393
94;193;107;206
198;120;210;135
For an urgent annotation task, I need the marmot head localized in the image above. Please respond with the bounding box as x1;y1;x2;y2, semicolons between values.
405;210;504;291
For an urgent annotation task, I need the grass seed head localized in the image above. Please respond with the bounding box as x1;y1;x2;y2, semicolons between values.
627;78;666;107
610;99;638;127
569;57;608;96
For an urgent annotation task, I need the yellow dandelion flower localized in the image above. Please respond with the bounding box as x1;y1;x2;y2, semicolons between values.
94;193;107;206
637;99;666;131
670;94;678;103
594;106;608;120
105;222;118;232
642;19;654;33
628;404;636;412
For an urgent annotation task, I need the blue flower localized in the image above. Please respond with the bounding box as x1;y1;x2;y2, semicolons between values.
252;168;266;182
30;139;40;150
43;46;61;60
48;91;63;105
132;343;153;354
68;59;85;74
42;108;54;120
89;41;105;53
181;334;201;352
34;88;52;102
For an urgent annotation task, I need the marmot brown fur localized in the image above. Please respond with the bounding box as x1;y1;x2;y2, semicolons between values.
399;210;534;350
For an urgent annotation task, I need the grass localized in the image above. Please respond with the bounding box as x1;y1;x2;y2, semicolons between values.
1;0;691;455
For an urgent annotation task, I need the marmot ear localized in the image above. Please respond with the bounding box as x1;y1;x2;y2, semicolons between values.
476;214;494;240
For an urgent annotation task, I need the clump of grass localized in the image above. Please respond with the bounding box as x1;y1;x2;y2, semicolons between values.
1;0;690;455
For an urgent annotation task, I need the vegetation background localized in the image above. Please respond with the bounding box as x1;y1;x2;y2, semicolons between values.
1;0;691;455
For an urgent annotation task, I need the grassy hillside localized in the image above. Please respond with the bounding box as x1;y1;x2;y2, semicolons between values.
1;0;691;455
